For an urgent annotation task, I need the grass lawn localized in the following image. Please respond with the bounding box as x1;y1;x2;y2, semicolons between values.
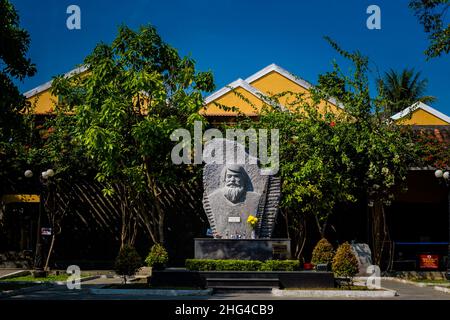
0;283;37;292
0;273;91;282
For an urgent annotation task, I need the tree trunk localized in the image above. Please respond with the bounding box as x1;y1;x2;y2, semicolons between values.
44;234;56;271
285;209;307;261
371;200;393;270
143;161;165;245
314;214;325;239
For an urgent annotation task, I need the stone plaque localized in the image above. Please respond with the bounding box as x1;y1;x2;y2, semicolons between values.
351;243;373;276
272;244;288;254
228;216;241;223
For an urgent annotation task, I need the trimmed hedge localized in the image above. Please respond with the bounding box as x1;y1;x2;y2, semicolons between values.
258;260;300;271
185;259;300;271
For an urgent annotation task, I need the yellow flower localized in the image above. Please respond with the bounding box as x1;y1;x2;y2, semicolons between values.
247;215;258;227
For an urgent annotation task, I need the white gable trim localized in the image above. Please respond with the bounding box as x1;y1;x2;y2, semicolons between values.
204;78;267;105
245;63;313;91
391;102;450;123
245;63;344;110
23;65;88;98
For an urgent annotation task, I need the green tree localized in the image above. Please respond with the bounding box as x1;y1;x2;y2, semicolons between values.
246;37;415;263
409;0;450;59
378;68;436;116
38;109;92;270
52;25;214;248
114;245;142;283
0;0;36;184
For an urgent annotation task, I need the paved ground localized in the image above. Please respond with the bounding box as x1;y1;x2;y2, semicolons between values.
1;278;449;300
0;269;24;278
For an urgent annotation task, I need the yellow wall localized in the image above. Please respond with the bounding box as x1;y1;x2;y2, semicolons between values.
1;194;40;203
249;71;341;115
200;87;265;116
396;109;449;125
23;67;449;125
26;89;57;114
200;71;342;118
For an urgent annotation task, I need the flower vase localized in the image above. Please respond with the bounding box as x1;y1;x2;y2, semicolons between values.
251;230;256;239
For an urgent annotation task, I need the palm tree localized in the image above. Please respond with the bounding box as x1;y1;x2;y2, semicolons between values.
379;68;436;116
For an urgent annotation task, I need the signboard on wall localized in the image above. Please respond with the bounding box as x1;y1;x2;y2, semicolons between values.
41;228;52;236
418;254;439;269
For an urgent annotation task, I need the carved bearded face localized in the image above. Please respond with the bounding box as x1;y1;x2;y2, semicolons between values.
223;166;245;203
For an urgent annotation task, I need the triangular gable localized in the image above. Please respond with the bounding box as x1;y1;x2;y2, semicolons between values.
201;79;271;116
24;65;88;98
391;102;450;125
245;63;344;111
24;65;88;115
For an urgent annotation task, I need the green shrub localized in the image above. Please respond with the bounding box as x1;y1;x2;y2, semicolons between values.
114;245;142;283
311;238;335;266
185;259;300;271
331;242;359;279
259;260;300;271
186;259;263;271
215;260;263;271
145;243;169;270
185;259;218;271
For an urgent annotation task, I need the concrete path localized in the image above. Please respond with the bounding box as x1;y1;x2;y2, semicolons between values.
0;269;25;278
2;277;449;300
380;279;450;300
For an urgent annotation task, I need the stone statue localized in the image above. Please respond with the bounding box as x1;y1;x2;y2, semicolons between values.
202;138;280;239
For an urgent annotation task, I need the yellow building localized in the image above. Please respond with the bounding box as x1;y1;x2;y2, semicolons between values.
201;63;450;126
24;63;450;126
200;63;344;122
391;101;450;125
24;65;88;115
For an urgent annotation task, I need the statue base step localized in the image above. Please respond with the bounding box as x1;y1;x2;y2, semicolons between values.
194;238;291;260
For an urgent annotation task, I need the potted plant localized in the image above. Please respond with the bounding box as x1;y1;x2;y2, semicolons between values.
302;262;313;270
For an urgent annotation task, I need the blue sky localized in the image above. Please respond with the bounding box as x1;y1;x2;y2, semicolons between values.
12;0;450;114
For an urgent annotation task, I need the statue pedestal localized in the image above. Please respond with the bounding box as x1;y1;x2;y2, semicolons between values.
194;238;291;260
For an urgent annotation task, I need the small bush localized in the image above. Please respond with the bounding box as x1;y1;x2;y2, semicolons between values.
332;242;359;279
259;260;300;271
114;245;142;283
145;243;169;270
311;238;335;267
